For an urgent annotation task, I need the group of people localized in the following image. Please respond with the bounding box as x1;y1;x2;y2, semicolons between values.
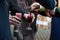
0;0;60;40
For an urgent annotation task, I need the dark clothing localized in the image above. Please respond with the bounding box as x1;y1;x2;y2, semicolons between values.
20;13;37;35
10;0;34;40
23;34;35;40
14;26;22;40
53;7;60;17
14;32;22;40
9;0;27;14
50;0;60;40
17;0;33;13
0;0;29;40
0;0;12;40
36;0;55;10
20;13;37;40
16;0;36;40
50;17;60;40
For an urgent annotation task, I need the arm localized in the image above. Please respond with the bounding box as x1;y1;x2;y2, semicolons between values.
31;8;48;16
30;2;60;17
30;2;48;16
36;0;55;10
39;7;60;17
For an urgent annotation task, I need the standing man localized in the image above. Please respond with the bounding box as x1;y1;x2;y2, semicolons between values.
0;0;28;40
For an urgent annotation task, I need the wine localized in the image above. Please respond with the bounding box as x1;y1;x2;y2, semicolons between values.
26;13;33;23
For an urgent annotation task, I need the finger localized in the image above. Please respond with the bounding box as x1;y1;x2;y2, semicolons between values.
13;16;21;21
9;16;21;21
9;20;20;26
9;17;20;24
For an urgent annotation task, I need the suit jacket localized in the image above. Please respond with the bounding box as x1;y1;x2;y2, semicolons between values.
16;0;33;13
50;17;60;40
9;0;28;13
0;0;12;40
9;0;33;15
36;0;55;10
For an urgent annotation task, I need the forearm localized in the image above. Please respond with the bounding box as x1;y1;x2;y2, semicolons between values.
39;7;60;17
36;0;55;10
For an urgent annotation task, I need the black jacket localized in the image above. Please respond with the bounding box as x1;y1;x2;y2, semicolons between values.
36;0;55;10
9;0;33;15
9;0;28;14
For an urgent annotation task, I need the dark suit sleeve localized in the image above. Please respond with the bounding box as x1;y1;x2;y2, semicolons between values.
9;0;27;13
39;7;60;17
36;0;55;10
39;8;60;17
52;7;60;17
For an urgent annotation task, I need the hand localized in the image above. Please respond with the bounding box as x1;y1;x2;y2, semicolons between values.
24;12;35;23
9;13;22;26
45;8;55;17
31;2;40;13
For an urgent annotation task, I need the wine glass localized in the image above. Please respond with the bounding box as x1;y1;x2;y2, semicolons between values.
26;13;33;30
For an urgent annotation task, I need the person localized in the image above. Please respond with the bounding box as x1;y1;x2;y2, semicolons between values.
0;0;30;40
17;0;37;40
9;0;25;40
10;0;34;40
9;12;37;40
10;12;22;40
9;2;40;40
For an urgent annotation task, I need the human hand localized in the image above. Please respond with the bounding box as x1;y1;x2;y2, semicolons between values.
24;12;35;23
31;2;40;13
9;13;22;26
